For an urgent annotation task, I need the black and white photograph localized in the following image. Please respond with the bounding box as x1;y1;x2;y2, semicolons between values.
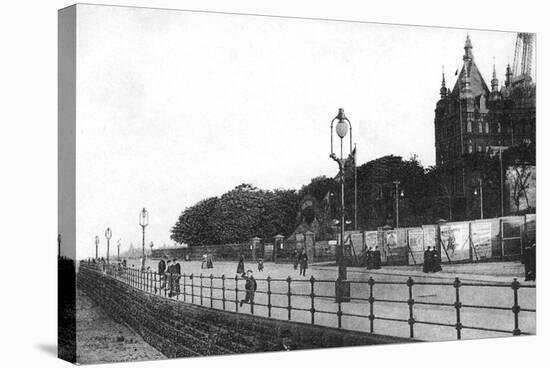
1;1;547;368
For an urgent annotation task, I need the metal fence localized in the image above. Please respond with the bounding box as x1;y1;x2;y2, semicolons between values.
87;262;535;340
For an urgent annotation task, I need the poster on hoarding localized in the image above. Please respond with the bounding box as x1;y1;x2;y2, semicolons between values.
422;225;437;251
365;231;378;250
439;223;470;262
470;221;492;259
408;229;424;252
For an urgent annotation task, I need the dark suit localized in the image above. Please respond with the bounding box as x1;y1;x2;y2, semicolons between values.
173;262;181;294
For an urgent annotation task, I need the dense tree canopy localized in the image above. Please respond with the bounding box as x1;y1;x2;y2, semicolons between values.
171;143;535;246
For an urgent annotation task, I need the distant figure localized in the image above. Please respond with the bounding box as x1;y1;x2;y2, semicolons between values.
257;258;264;272
431;248;442;273
365;247;373;270
237;254;245;274
423;247;433;273
201;254;207;269
292;249;299;270
299;249;308;276
239;270;257;307
372;246;381;269
165;260;172;295
157;258;166;293
206;253;214;269
173;258;181;295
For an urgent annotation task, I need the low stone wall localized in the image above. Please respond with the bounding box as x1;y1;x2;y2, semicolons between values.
77;265;414;358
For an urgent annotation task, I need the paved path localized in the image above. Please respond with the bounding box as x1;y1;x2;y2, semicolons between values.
116;259;535;342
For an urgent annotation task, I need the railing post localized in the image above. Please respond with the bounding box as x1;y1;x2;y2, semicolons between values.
190;274;194;303
407;277;415;339
454;277;463;340
183;273;187;301
267;276;272;318
368;277;375;333
287;276;292;320
235;275;239;312
221;275;226;310
210;274;214;308
511;278;521;336
310;276;316;324
200;274;204;305
336;278;343;328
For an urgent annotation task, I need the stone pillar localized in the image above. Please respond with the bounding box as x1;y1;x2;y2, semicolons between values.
251;237;261;262
273;234;284;262
304;231;315;263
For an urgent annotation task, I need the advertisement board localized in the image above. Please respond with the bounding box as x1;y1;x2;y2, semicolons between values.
439;222;470;262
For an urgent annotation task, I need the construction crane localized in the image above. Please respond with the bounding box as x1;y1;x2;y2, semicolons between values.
512;33;535;84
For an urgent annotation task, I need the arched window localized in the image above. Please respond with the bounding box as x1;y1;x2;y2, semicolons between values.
477;144;483;152
467;121;472;133
468;141;473;153
478;122;483;133
485;122;489;133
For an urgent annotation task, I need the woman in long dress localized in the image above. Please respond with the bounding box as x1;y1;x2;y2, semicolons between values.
236;254;245;274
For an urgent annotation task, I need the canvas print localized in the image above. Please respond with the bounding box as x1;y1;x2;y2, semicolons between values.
58;4;536;364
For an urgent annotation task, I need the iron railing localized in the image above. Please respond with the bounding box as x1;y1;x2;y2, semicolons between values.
85;262;535;341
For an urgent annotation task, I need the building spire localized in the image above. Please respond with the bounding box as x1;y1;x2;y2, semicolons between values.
491;58;499;92
505;63;513;87
463;34;473;62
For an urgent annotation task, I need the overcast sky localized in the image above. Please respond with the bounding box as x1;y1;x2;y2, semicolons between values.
73;5;519;259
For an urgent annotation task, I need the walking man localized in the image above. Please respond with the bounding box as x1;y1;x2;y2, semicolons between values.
173;258;181;295
157;257;166;293
299;249;308;276
239;270;257;307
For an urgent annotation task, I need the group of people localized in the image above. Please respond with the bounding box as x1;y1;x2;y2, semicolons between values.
364;246;382;270
291;249;309;276
157;257;182;297
422;246;442;273
201;253;214;269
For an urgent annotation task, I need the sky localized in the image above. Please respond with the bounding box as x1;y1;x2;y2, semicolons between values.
72;4;519;259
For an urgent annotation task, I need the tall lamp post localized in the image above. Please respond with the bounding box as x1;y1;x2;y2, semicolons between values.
117;239;121;261
140;208;149;267
95;235;99;259
474;178;484;219
330;108;354;302
105;228;112;263
393;181;404;228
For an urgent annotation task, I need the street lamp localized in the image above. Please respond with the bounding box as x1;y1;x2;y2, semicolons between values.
393;181;405;228
117;239;121;261
105;228;112;263
95;235;99;259
330;108;354;302
139;208;149;263
473;178;484;219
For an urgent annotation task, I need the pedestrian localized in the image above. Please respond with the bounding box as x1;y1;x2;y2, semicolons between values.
431;248;442;273
237;254;245;274
299;249;308;276
165;259;172;295
201;253;207;269
239;270;257;307
172;258;181;295
292;249;299;270
157;258;166;293
257;257;264;272
207;253;214;269
523;243;536;281
372;246;382;269
365;247;373;270
423;247;433;273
